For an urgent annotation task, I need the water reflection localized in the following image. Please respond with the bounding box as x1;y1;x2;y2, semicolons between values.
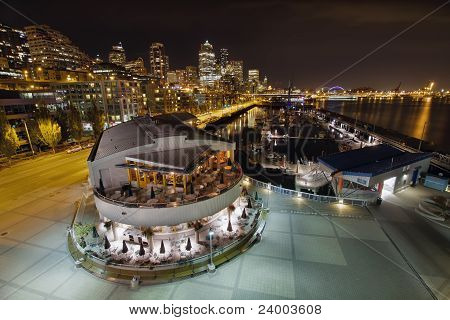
320;97;449;153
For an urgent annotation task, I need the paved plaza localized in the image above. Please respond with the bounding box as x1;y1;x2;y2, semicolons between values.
0;151;445;299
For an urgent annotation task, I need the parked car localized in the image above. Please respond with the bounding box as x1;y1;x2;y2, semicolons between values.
66;145;83;154
82;142;95;149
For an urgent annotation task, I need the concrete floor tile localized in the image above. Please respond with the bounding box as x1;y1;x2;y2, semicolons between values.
195;257;241;288
293;234;347;266
3;217;55;242
250;230;292;259
6;288;45;300
26;222;69;249
265;213;291;233
108;283;175;300
291;215;336;237
26;257;76;294
332;217;388;242
172;281;233;300
238;255;295;299
0;237;19;254
0;243;50;282
52;271;117;299
11;251;67;287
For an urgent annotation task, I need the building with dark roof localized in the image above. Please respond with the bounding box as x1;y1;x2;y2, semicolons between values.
318;144;432;198
88;115;241;228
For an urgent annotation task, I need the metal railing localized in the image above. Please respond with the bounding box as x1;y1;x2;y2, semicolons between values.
244;176;369;207
69;193;265;272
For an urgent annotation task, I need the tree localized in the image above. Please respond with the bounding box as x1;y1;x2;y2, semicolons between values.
87;101;105;140
0;111;20;165
35;117;61;153
68;105;82;145
55;107;70;142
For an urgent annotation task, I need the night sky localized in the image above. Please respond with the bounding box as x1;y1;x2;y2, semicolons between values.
1;0;449;90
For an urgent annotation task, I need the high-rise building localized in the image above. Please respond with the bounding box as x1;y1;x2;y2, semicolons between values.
185;66;198;87
94;54;103;64
25;25;92;70
166;69;186;85
149;42;168;81
53;79;143;124
167;71;177;84
219;48;228;74
198;40;219;87
108;42;126;66
175;69;186;86
227;60;244;84
0;23;30;78
248;69;260;84
124;57;147;76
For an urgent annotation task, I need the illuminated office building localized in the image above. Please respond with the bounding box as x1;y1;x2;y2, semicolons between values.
219;48;228;75
185;65;198;86
108;42;126;66
125;57;147;76
24;25;92;70
248;69;260;84
198;40;219;87
0;23;31;79
227;60;244;84
149;42;169;81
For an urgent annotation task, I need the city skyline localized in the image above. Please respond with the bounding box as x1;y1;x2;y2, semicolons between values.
0;0;449;90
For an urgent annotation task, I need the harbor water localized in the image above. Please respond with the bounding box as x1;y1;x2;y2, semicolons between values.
316;97;450;154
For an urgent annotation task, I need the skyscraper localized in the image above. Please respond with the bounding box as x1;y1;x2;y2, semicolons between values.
227;60;244;84
198;40;219;87
248;69;260;84
24;25;91;70
124;57;147;76
219;48;228;75
0;23;30;78
185;66;198;87
149;42;169;81
108;42;126;66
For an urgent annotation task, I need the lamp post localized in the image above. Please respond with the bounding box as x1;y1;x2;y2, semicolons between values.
22;119;35;156
208;228;215;272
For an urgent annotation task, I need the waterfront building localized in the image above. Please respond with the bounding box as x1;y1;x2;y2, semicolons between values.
198;40;220;87
149;42;169;82
53;79;143;124
24;25;92;70
124;57;147;76
0;23;31;79
87;114;241;239
108;42;126;66
318;144;432;201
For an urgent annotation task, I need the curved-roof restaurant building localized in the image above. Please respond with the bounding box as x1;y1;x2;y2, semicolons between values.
87;114;243;235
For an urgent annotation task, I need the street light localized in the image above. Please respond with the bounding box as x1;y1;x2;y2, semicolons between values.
22;119;35;156
207;228;215;272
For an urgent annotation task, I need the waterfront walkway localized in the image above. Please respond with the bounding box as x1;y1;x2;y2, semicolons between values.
0;149;438;299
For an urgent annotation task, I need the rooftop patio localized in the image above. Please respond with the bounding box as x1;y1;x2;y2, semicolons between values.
96;148;242;208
